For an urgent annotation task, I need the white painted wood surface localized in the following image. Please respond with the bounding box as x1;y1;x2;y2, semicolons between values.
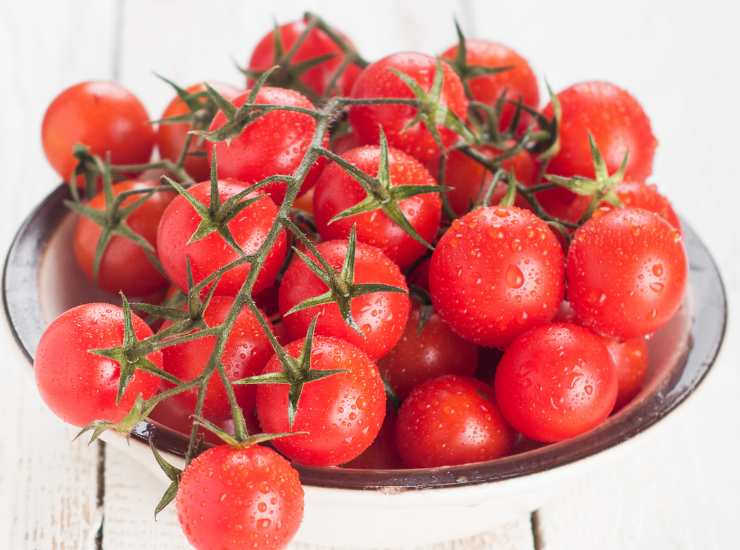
1;0;738;548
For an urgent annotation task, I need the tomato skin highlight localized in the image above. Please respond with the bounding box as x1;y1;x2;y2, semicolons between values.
176;444;303;550
34;303;161;427
349;52;468;163
429;206;564;348
161;296;273;421
42;81;155;183
256;336;386;467
396;375;514;467
156;180;287;296
378;305;478;400
495;323;618;443
208;87;327;205
279;239;410;360
313;145;442;269
73;180;173;296
567;208;687;339
157;82;241;182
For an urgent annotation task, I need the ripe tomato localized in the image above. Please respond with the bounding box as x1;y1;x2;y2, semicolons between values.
604;336;649;409
440;39;539;133
160;296;273;421
313;145;442;269
331;127;363;155
378;304;478;400
177;444;303;550
34;303;161;427
343;408;402;469
156;180;287;296
494;323;618;442
279;239;410;360
248;19;360;98
395;375;513;467
157;82;241;182
42;81;154;183
432;145;536;216
567;208;687;339
349;52;468;163
256;336;386;466
73;180;173;296
208;87;327;205
429;206;564;348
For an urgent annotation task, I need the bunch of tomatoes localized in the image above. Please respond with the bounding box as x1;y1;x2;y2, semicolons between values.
33;12;687;550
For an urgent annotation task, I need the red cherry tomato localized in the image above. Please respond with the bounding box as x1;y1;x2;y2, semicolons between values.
378;304;478;400
495;323;618;442
157;82;241;182
331;127;363;155
247;19;360;98
343;408;403;469
604;336;649;409
42;81;155;183
396;375;514;467
279;239;410;360
349;52;468;163
256;336;386;466
441;39;539;133
156;180;287;296
160;296;273;421
429;206;564;348
313;145;442;269
567;208;687;339
34;303;161;427
73;180;173;296
208;87;327;205
177;444;303;550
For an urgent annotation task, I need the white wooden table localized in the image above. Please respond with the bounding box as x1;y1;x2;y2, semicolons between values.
1;1;738;548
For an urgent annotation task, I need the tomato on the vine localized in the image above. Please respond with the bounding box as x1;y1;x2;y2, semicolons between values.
256;336;386;466
42;81;155;183
567;208;687;339
430;206;564;348
177;444;303;550
156;180;287;296
157;82;241;182
34;303;161;427
396;375;513;467
349;52;468;163
495;323;618;442
73;180;173;296
160;296;273;421
604;336;649;409
208;87;327;205
313;145;442;269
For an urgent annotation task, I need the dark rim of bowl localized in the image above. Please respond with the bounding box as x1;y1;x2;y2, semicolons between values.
3;184;727;491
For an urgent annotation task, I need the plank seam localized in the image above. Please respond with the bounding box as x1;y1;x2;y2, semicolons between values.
530;510;544;550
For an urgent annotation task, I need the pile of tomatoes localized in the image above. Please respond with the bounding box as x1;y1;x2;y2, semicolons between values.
33;13;687;550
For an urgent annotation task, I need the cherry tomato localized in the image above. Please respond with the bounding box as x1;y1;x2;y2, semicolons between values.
343;408;402;469
208;87;327;205
73;180;173;296
331;127;363;155
279;239;410;360
495;323;618;442
160;296;273;421
156;180;287;296
349;52;468;163
567;208;687;339
157;82;241;182
378;304;478;400
429;206;564;348
604;336;649;409
441;39;539;133
313;145;442;269
34;303;161;427
256;336;386;466
42;81;155;183
177;444;303;550
396;375;513;467
248;19;360;98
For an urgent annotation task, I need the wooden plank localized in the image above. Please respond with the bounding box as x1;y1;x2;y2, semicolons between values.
0;1;119;549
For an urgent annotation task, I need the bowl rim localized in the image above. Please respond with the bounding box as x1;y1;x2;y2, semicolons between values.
3;184;728;491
